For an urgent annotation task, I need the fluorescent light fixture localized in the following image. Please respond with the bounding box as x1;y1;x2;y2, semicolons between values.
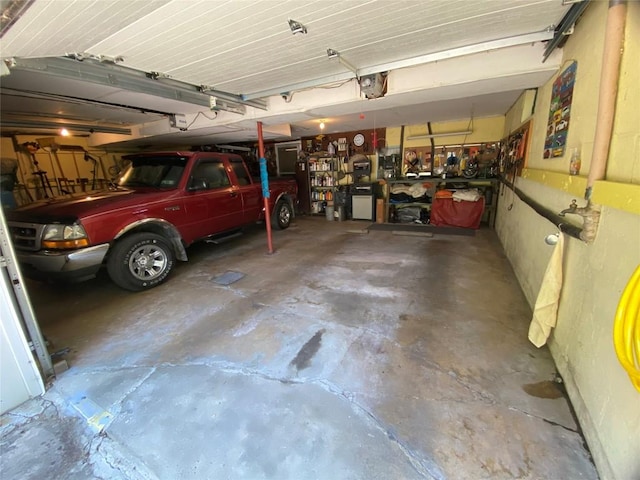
288;19;307;35
428;143;483;149
406;130;472;140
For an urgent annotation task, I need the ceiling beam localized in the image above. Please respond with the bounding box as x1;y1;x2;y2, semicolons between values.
359;31;554;76
243;31;554;101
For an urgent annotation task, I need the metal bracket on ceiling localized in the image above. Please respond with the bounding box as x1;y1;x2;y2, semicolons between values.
66;52;124;64
147;71;171;80
327;49;358;75
200;85;267;111
543;0;590;61
98;55;124;64
208;97;246;115
1;59;12;76
288;19;307;35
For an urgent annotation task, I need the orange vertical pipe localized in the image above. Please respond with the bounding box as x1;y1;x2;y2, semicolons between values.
257;121;274;254
585;0;627;199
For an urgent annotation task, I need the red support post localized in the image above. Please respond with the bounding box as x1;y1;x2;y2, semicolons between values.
257;121;274;254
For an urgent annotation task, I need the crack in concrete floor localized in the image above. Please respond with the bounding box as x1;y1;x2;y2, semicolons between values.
3;219;599;480
60;361;440;480
43;352;581;480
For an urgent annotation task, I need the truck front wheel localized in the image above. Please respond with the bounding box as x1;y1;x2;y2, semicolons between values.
107;233;175;291
273;200;292;230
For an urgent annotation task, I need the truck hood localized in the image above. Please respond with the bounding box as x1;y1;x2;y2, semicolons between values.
7;188;174;224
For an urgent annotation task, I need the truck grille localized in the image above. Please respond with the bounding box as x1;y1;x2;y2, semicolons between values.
7;222;44;251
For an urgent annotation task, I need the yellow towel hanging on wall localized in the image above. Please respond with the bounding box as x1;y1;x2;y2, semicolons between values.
528;233;564;347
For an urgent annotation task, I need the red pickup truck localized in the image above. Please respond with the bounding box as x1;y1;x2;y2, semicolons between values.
7;151;298;291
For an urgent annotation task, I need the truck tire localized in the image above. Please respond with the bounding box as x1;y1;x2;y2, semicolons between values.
107;233;175;291
273;199;292;230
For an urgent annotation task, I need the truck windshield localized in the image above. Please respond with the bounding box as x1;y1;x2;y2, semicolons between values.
118;156;187;189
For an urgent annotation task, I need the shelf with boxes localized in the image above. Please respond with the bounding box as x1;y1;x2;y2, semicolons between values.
383;177;499;228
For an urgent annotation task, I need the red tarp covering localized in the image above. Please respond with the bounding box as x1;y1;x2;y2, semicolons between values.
430;197;485;229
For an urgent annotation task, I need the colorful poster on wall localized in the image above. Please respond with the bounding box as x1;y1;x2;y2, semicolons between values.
544;61;577;159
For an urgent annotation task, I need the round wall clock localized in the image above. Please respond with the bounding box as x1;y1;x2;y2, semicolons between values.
353;133;365;147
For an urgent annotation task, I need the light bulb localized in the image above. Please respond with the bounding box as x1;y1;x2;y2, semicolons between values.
319;122;325;130
60;128;70;136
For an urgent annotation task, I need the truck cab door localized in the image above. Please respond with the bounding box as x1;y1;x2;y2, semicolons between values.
229;158;261;223
184;159;243;236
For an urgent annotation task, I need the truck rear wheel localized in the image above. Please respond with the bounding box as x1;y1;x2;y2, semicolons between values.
107;233;174;291
273;200;292;230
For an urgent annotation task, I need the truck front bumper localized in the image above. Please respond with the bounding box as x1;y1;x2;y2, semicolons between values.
16;244;110;282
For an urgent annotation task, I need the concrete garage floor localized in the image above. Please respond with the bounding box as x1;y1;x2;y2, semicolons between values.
1;217;598;480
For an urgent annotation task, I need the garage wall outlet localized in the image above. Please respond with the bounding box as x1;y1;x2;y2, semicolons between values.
169;114;188;130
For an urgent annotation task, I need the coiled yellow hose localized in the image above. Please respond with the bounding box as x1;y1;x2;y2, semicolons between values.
614;265;640;392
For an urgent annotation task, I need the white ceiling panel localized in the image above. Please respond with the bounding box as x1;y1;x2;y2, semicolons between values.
0;0;575;147
56;0;569;96
0;0;171;57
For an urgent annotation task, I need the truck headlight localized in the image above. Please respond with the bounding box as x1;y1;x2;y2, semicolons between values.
42;224;90;249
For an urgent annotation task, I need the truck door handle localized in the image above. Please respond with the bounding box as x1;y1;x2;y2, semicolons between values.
229;192;238;197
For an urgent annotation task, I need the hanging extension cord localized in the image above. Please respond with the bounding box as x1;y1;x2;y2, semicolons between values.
614;265;640;392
